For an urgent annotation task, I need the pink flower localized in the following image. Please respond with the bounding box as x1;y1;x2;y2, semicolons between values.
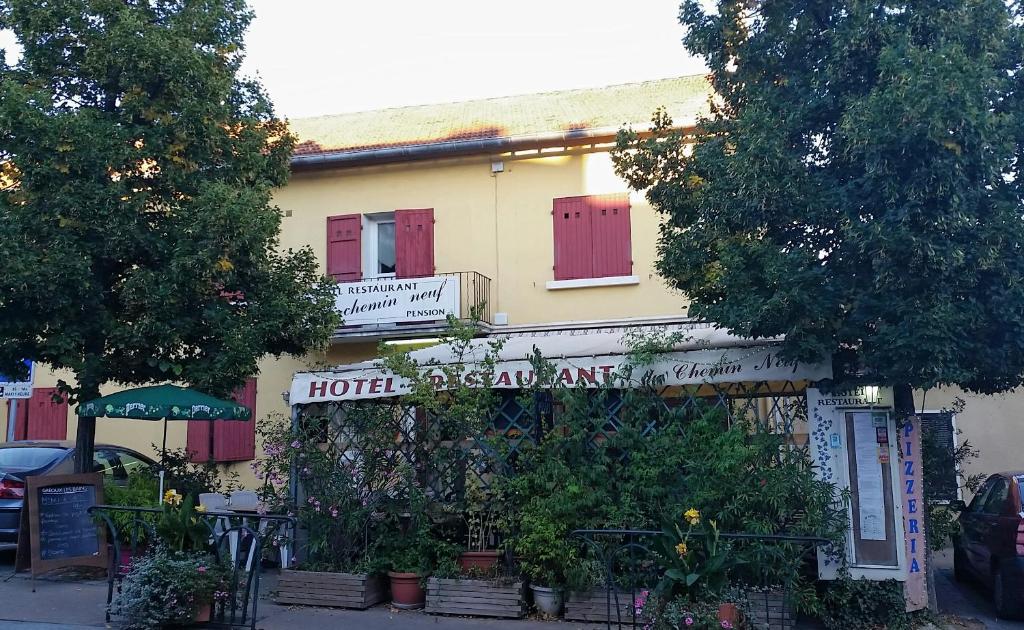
685;617;694;626
721;622;733;629
197;566;207;574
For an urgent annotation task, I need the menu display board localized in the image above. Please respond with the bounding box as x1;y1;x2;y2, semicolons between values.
17;473;107;576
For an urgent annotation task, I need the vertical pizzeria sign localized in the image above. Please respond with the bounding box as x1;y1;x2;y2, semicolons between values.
900;415;927;611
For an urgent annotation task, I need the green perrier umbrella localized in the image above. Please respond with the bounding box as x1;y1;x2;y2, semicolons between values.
78;384;251;502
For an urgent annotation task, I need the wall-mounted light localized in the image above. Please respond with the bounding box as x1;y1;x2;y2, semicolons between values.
863;385;880;405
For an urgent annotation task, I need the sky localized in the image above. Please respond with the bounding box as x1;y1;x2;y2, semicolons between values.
0;1;707;120
241;1;706;119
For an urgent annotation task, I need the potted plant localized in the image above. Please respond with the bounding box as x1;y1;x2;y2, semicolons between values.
458;475;505;572
652;508;746;626
258;420;388;609
425;535;527;619
111;546;229;626
380;486;437;610
101;471;160;571
512;502;577;618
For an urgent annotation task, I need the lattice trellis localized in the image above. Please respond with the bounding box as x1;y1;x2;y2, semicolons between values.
293;381;810;504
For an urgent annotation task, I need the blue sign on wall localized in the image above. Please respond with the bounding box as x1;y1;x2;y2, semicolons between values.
0;360;34;399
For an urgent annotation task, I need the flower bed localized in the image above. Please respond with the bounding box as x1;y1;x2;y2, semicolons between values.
425;577;525;619
273;569;387;609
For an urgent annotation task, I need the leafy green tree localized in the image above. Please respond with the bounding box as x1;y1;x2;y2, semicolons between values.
614;0;1024;416
0;0;339;471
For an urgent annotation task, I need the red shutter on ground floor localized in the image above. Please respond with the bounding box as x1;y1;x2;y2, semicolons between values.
588;193;632;278
186;417;211;463
15;388;68;440
214;378;257;462
552;196;594;280
326;214;362;282
186;378;257;463
395;208;435;278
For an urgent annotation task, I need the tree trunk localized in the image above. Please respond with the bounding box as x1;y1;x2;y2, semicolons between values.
73;381;102;474
74;415;96;473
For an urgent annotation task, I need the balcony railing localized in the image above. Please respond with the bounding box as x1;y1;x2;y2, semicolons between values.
334;271;492;337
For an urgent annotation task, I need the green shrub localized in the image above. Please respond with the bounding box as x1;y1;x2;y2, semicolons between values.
820;575;915;630
103;472;160;546
111;548;229;628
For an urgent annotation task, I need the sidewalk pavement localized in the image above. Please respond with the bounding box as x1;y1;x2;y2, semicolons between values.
0;567;599;629
0;553;1010;630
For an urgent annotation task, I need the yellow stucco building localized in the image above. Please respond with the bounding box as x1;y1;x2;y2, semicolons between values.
2;77;715;486
3;75;1013;493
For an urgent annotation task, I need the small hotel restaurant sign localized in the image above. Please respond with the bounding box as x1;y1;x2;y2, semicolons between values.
335;276;460;325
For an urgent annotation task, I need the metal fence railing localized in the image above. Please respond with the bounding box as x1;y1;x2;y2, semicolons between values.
570;529;830;629
89;505;294;630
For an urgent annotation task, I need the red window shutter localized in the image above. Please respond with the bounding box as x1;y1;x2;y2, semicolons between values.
326;214;362;282
186;419;211;463
15;388;68;440
213;378;257;462
552;196;594;280
395;209;435;278
588;194;632;278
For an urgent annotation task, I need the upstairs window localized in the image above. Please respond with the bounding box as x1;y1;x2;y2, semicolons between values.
552;194;632;281
327;209;434;281
374;217;396;275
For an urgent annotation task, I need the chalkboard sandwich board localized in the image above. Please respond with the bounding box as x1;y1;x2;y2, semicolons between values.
17;473;108;577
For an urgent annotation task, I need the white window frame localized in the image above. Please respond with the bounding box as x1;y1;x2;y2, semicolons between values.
362;212;396;279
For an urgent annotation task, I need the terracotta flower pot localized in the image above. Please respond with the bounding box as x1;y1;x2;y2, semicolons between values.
458;550;501;573
388;571;426;609
193;602;212;622
717;602;740;628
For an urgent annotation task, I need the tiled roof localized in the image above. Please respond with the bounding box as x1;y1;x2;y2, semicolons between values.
289;75;710;158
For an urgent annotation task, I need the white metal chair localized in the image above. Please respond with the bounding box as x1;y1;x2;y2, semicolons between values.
227;491;290;570
199;493;238;561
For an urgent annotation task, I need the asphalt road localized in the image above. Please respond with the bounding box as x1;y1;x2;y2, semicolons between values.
934;548;1024;630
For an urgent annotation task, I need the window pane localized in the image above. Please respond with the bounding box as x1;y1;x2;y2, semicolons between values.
116;450;154;476
0;447;64;473
968;478;995;512
378;222;395;274
983;478;1010;514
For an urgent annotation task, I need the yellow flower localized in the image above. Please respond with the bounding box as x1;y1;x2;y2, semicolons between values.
163;489;183;506
684;508;701;526
195;504;207;513
675;542;688;558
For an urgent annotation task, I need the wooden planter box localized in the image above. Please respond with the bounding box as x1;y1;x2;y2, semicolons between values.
425;577;526;619
564;589;649;625
745;589;795;630
272;569;387;609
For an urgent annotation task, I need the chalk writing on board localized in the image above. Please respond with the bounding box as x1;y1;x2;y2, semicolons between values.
37;484;99;561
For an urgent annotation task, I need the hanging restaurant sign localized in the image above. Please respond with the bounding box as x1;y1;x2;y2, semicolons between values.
290;345;832;405
335;276;460;325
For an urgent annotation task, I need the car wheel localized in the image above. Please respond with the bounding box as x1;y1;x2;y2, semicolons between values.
953;546;970;582
994;565;1022;619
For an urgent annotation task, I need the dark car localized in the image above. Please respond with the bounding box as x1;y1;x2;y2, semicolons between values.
954;471;1024;618
0;441;157;548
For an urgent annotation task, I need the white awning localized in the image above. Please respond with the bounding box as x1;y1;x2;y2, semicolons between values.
289;322;832;404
